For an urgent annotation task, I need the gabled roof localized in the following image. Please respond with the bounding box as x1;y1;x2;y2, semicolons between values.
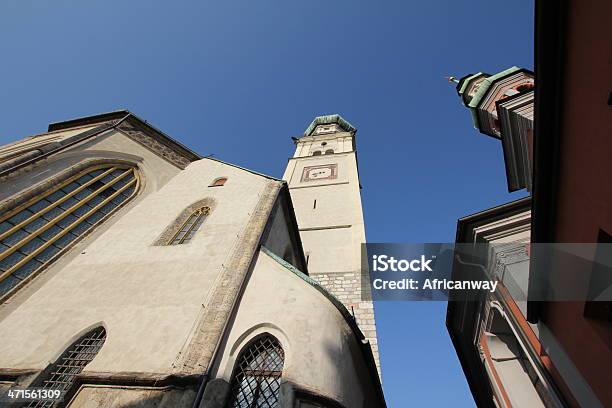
48;110;202;162
0;110;202;177
48;110;131;132
303;114;356;136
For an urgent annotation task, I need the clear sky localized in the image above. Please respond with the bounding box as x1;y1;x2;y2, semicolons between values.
0;1;533;406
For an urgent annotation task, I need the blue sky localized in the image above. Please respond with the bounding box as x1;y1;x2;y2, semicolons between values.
0;1;533;406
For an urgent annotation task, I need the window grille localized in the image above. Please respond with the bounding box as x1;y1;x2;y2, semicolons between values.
168;207;209;245
227;336;284;408
0;165;138;297
26;326;107;408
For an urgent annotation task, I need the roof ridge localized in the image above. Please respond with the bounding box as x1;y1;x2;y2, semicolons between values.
201;156;282;181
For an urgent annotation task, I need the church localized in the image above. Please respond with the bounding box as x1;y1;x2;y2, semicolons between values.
0;111;385;408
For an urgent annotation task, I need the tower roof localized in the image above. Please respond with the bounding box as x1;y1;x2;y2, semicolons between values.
454;67;533;131
466;66;522;110
303;114;356;136
456;72;490;105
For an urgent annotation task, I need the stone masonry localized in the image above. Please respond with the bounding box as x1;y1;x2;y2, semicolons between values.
310;271;380;374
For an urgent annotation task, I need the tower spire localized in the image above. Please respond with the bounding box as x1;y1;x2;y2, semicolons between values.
445;76;460;84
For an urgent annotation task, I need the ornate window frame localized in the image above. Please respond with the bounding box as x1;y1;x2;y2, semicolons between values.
168;206;210;245
153;198;216;246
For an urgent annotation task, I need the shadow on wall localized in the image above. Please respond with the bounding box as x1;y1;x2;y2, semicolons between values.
68;387;197;408
320;335;379;408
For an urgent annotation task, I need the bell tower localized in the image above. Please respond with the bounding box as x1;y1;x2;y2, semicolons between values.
282;114;380;371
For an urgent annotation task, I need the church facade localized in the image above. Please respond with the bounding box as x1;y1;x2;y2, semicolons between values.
0;111;384;408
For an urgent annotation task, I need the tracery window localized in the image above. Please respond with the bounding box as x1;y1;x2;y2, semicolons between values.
26;326;107;408
0;165;138;297
227;335;285;408
168;206;209;245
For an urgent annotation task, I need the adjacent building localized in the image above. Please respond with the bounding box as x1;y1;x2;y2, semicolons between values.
446;0;612;406
0;111;384;408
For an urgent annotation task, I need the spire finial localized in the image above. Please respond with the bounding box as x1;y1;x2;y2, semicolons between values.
445;76;460;84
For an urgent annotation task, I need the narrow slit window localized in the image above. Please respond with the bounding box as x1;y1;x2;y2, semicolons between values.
0;165;139;298
227;335;284;408
168;207;209;245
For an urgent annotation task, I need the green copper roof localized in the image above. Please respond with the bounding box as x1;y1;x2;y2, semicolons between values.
455;67;521;130
457;72;484;96
467;66;521;110
303;114;356;136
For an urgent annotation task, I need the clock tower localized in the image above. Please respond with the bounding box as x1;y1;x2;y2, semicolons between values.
282;115;380;372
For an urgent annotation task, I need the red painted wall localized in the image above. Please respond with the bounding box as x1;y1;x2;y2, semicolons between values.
541;0;612;404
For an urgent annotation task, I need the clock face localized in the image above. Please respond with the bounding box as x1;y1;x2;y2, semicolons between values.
301;164;338;182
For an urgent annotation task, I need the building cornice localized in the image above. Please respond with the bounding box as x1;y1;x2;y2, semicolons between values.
303;114;357;136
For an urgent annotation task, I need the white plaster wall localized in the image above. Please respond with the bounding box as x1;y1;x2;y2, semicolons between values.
289;184;358;228
283;151;366;274
288;131;353;159
0;130;180;203
215;249;377;408
0;158;270;375
300;228;361;273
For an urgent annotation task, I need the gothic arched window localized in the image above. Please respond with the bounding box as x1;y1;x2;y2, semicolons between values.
168;206;209;245
0;165;139;298
227;335;285;408
210;177;227;187
27;326;106;408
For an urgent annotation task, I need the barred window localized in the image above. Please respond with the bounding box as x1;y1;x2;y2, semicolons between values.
27;326;106;408
227;335;284;408
168;207;209;245
0;165;138;298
